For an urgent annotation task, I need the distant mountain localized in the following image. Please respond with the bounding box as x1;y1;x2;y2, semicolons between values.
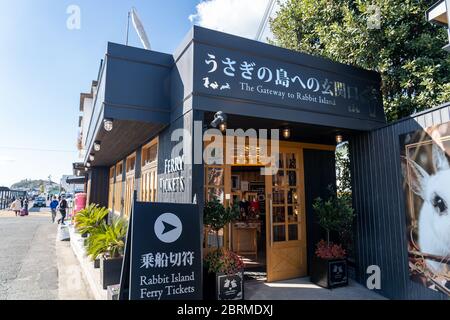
11;179;58;191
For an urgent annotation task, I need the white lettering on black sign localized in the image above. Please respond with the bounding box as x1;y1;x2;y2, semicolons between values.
160;155;186;193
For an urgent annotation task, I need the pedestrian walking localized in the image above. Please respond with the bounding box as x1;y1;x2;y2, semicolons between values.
10;198;21;216
22;198;29;216
57;196;67;225
50;196;59;223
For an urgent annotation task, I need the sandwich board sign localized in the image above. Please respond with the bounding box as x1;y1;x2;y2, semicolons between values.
119;201;202;300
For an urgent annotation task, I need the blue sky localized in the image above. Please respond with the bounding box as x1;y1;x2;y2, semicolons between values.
0;0;274;187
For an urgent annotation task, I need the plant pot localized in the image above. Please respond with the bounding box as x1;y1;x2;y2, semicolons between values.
107;284;120;300
203;268;244;300
310;256;348;289
100;255;123;290
94;258;100;269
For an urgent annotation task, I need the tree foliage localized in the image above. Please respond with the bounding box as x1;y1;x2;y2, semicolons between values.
313;186;355;246
271;0;450;121
203;198;240;248
336;142;352;197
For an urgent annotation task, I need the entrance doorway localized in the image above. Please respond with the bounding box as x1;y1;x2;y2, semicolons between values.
265;146;306;282
204;141;308;282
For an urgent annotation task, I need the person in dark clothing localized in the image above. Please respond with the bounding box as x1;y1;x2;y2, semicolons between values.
22;198;29;216
50;196;59;223
57;197;68;225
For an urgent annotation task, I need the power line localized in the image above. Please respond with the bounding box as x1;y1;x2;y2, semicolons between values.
0;146;77;153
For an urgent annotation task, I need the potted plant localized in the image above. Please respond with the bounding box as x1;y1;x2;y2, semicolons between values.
74;204;109;239
203;198;244;300
310;187;355;289
86;217;127;289
74;204;109;268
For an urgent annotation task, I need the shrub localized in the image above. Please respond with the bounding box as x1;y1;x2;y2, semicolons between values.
86;217;128;260
315;240;346;260
74;204;109;236
204;248;244;275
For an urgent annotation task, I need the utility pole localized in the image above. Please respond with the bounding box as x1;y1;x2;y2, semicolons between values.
255;0;276;42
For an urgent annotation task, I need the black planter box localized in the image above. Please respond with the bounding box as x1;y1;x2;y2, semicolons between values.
107;284;120;300
203;268;244;300
310;257;348;289
94;258;100;269
100;256;123;290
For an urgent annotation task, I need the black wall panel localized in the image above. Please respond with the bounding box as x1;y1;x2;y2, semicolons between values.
350;104;450;300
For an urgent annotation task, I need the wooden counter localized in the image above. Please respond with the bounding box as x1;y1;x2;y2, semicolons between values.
231;221;261;259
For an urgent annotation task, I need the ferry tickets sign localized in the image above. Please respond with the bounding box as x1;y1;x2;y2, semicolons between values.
128;202;201;300
194;43;385;123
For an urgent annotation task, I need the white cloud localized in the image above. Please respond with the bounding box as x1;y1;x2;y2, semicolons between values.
189;0;273;40
0;156;15;163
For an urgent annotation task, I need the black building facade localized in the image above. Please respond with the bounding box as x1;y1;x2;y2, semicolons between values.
76;26;449;299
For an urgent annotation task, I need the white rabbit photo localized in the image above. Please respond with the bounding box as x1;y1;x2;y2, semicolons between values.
401;122;450;296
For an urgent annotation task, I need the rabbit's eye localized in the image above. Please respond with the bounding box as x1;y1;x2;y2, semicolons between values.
432;195;447;215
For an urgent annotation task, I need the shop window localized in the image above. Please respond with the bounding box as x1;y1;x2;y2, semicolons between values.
114;161;123;215
124;153;136;218
108;166;115;210
140;138;158;203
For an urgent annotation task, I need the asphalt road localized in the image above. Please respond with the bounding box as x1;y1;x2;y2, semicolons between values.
0;207;58;300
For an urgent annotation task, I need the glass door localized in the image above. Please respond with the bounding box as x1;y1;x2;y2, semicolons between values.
265;145;307;282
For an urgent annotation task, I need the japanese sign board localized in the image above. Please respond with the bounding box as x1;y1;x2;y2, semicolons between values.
127;201;201;300
217;272;244;300
194;43;385;123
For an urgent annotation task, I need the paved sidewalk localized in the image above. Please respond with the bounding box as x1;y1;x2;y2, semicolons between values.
245;277;386;300
0;209;92;300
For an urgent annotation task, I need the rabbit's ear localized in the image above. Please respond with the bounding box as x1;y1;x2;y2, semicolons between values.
432;144;450;172
406;158;429;199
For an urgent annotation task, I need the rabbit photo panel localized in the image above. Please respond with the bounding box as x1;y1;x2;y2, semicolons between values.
400;121;450;296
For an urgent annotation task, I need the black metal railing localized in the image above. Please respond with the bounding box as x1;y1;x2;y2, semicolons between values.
0;188;27;210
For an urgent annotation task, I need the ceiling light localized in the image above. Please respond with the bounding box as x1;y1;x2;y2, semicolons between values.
89;154;95;161
94;141;101;152
219;122;227;132
103;119;114;132
282;128;291;139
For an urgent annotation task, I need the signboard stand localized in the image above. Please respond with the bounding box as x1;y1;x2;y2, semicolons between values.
119;197;201;300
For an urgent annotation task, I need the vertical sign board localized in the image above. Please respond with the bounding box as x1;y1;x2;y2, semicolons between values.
128;202;201;300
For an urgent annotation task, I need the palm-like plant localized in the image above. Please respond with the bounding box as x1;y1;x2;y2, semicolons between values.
74;204;109;236
86;217;128;260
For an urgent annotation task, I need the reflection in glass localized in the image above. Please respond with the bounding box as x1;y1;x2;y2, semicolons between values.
273;190;285;205
288;171;297;186
287;189;298;204
273;171;286;186
278;153;285;169
208;188;224;203
273;225;286;242
287;153;297;169
287;206;298;222
273;206;285;222
288;224;298;241
207;168;224;186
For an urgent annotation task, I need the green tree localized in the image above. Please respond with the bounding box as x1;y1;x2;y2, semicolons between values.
271;0;450;121
203;198;240;248
336;142;351;198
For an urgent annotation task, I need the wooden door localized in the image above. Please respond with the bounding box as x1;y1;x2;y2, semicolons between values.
265;145;307;282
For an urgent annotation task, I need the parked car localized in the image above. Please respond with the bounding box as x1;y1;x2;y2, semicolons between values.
33;197;46;207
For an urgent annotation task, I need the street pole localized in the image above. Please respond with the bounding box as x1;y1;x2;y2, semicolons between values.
126;11;131;46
